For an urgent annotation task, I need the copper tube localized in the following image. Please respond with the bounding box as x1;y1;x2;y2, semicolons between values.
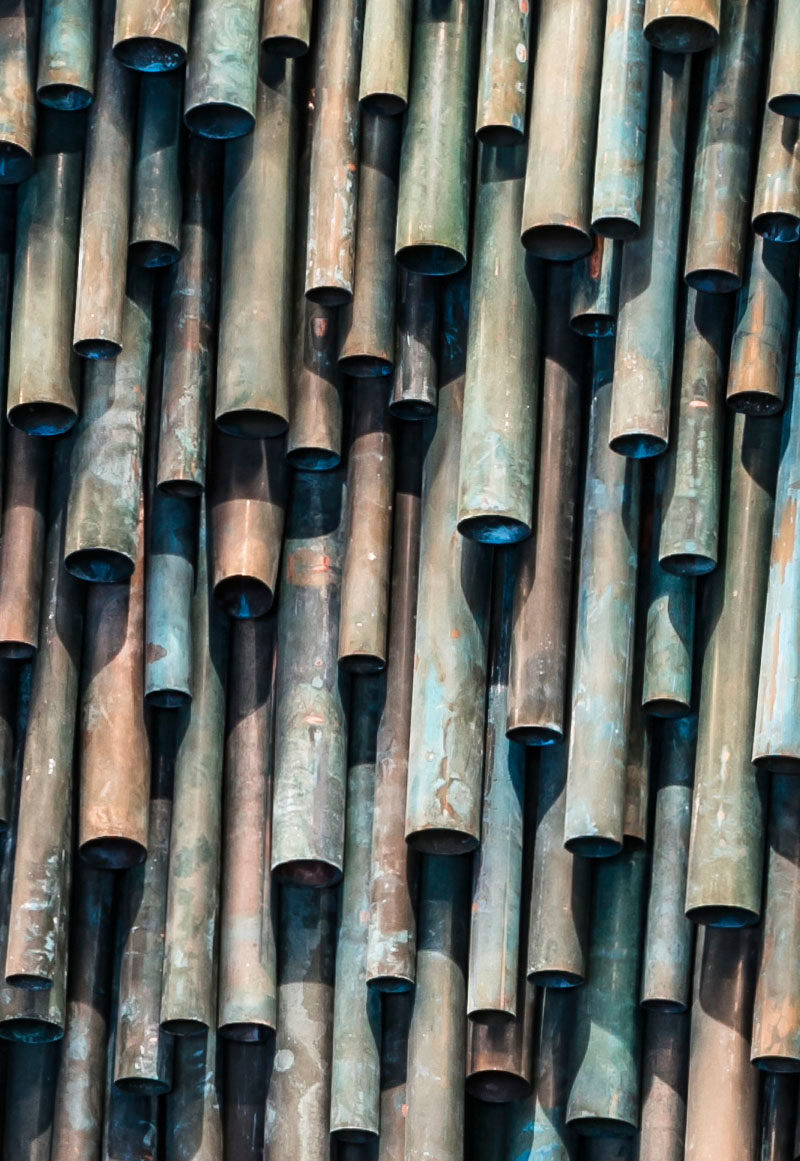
129;70;183;268
0;0;39;185
0;430;50;658
261;0;313;57
389;270;439;419
113;0;191;71
643;0;721;52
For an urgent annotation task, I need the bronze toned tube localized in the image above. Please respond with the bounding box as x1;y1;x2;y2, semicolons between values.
113;0;191;71
183;0;261;139
50;867;115;1161
753;105;800;245
507;265;583;744
216;58;297;438
0;0;39;185
684;0;768;293
38;0;95;109
768;0;800;118
7;110;83;436
475;0;530;144
261;0;313;57
263;885;337;1161
338;380;394;671
366;423;421;991
643;0;720;51
0;189;13;507
73;0;135;360
609;50;691;458
130;70;183;268
395;0;481;275
378;992;412;1159
0;431;50;658
405;275;493;853
404;855;470;1161
751;775;800;1071
5;439;83;993
338;111;400;377
3;1041;58;1157
726;237;798;415
305;0;364;303
210;433;286;619
165;1032;223;1160
684;927;759;1161
157;137;221;497
637;1009;689;1161
359;0;412;115
114;711;174;1094
66;269;153;583
218;616;277;1042
564;341;641;857
144;490;195;708
467;984;536;1103
390;270;439;419
570;236;622;339
685;413;779;926
521;0;604;260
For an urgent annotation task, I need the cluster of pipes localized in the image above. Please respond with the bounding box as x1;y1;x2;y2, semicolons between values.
0;0;798;1158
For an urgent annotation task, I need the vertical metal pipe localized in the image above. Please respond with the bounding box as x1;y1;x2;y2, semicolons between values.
641;715;696;1011
761;1076;798;1161
222;1040;271;1160
685;413;779;926
637;1009;690;1161
218;616;277;1042
65;268;153;583
609;50;691;458
752;105;800;245
727;237;798;415
7;110;83;435
72;0;135;360
359;0;412;115
564;340;640;856
768;0;800;117
405;274;492;853
389;270;439;419
517;989;579;1161
643;0;721;51
261;0;313;57
216;58;297;437
2;1041;58;1158
0;0;39;185
521;0;604;260
458;145;542;542
366;423;421;991
623;605;652;845
467;984;536;1102
0;187;14;511
404;854;470;1161
0;663;15;830
144;490;195;708
165;1032;224;1160
37;0;96;109
378;992;412;1161
113;0;191;71
183;0;261;138
395;0;481;275
507;266;583;744
684;0;768;292
102;1074;159;1161
271;467;349;884
0;431;50;657
474;0;530;144
658;288;733;575
591;0;651;238
569;236;622;338
130;70;183;268
338;381;394;671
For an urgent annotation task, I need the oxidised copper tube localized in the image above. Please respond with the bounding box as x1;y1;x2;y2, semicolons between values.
0;430;50;658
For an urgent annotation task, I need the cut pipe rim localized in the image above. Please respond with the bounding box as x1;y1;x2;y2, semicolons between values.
684;266;743;294
608;431;669;459
218;1020;276;1043
113;36;187;72
569;312;616;339
65;547;136;584
7;400;77;436
684;903;760;928
285;446;342;471
404;826;480;856
643;16;719;53
752;211;800;246
590;215;639;242
184;102;256;141
260;34;310;58
520;223;593;262
36;83;94;111
114;1074;173;1095
73;336;123;360
359;91;407;117
658;549;717;576
215;407;289;439
642;696;692;719
457;512;531;545
0;143;34;185
129;238;181;269
80;835;148;870
725;389;784;416
768;93;800;118
271;858;344;887
465;1070;532;1104
395;242;467;277
213;575;274;620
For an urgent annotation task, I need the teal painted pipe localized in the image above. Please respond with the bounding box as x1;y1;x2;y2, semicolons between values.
752;105;800;245
359;0;412;114
113;0;191;71
570;236;622;338
768;0;800;117
183;0;262;138
389;270;439;419
0;0;39;184
37;0;96;109
474;0;530;144
130;70;183;268
145;490;196;708
637;1009;689;1161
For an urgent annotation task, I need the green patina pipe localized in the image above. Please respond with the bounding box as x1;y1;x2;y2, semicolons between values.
570;236;622;339
389;270;439;419
183;0;261;139
359;0;412;115
38;0;96;108
113;0;191;71
474;0;530;145
130;70;183;268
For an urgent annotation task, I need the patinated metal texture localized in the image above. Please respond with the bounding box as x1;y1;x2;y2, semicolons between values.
130;70;183;268
113;0;191;71
513;989;579;1161
753;105;800;245
390;270;439;418
37;0;96;108
0;431;50;658
637;1009;689;1161
0;0;39;185
145;490;195;707
359;0;412;114
768;0;800;117
467;982;536;1103
475;0;530;144
378;992;412;1160
570;236;622;338
261;0;313;57
222;1040;270;1160
643;0;721;51
165;1031;224;1161
183;0;261;139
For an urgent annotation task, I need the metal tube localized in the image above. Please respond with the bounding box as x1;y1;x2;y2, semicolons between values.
0;188;14;511
458;144;542;543
161;503;228;1035
102;1074;159;1161
338;111;400;377
609;50;691;458
753;105;800;245
405;274;492;853
685;413;779;926
569;236;622;338
637;1009;690;1161
338;380;394;671
366;423;421;991
0;663;15;831
641;715;696;1011
761;1075;798;1161
658;287;733;575
359;0;412;115
37;0;95;108
643;0;721;51
395;0;481;275
216;57;297;437
389;270;439;419
183;0;261;139
474;0;530;144
623;609;652;845
0;0;39;185
507;265;583;744
144;490;195;708
684;0;768;292
7;110;83;435
0;431;50;658
72;0;135;360
404;854;470;1161
521;0;605;260
271;467;349;884
467;983;536;1103
66;268;153;583
2;1041;58;1158
113;0;191;71
591;0;651;239
330;674;384;1141
165;1032;224;1161
508;989;579;1161
261;0;313;57
564;340;640;857
726;237;797;415
157;136;221;497
768;0;800;118
130;70;183;268
378;992;412;1160
566;846;646;1137
218;616;277;1042
222;1040;271;1160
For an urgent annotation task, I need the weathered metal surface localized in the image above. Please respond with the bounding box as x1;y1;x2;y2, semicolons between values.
113;0;190;71
0;0;39;184
218;616;277;1041
685;413;779;927
637;1009;690;1161
0;431;50;658
405;274;492;853
521;0;604;260
564;340;640;857
643;0;721;51
130;70;182;268
623;598;652;845
570;236;622;338
507;989;579;1161
359;0;412;114
2;1041;58;1158
37;0;96;108
609;50;690;458
7;109;83;435
0;663;15;831
395;0;481;275
389;270;439;418
753;105;800;245
768;0;800;117
183;0;261;139
684;0;768;293
378;991;411;1160
467;981;536;1103
165;1031;224;1161
222;1040;271;1160
145;490;195;707
261;0;313;57
217;58;297;437
475;0;530;145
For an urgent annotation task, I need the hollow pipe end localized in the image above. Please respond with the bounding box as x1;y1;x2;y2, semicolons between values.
642;17;719;53
260;35;310;59
752;212;800;246
65;548;136;584
337;353;394;378
769;93;800;119
520;223;593;262
36;83;93;111
566;1114;637;1138
684;903;760;928
590;216;639;242
0;639;36;661
331;1127;380;1145
726;388;784;417
214;576;274;620
338;650;386;675
216;407;289;439
160;1017;210;1038
751;1054;800;1073
527;968;584;988
113;37;187;72
405;827;479;856
305;283;353;307
658;550;716;576
144;686;192;710
640;995;688;1014
608;430;668;459
366;973;415;993
272;858;343;887
129;239;180;269
465;1070;532;1104
359;91;407;116
642;697;692;719
570;313;615;339
395;243;466;277
80;836;147;870
157;477;204;499
684;266;742;294
4;972;53;992
475;122;525;148
184;102;256;141
114;1075;172;1096
752;751;800;774
388;395;437;421
285;445;342;471
457;512;531;544
73;337;123;361
0;1017;62;1043
506;722;562;746
8;400;76;436
218;1021;276;1043
563;834;622;859
0;143;33;185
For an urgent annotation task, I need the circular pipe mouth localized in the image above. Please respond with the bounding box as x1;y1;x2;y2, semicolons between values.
73;337;122;361
0;143;33;185
338;652;386;675
457;513;531;545
388;397;437;420
527;969;584;988
144;687;191;710
608;431;668;459
564;834;622;859
160;1018;210;1039
214;575;274;620
642;697;691;719
0;1017;62;1044
128;239;180;269
726;390;783;417
80;836;147;871
465;1071;532;1104
37;83;93;111
113;36;187;72
684;267;742;295
285;446;341;471
684;904;759;929
114;1075;172;1096
570;313;615;339
260;35;310;59
405;827;479;856
643;16;719;53
395;243;466;277
337;354;393;378
8;400;76;436
65;548;135;585
591;216;638;241
216;407;288;439
218;1021;275;1044
272;859;343;888
184;102;256;141
659;551;716;577
520;223;593;262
